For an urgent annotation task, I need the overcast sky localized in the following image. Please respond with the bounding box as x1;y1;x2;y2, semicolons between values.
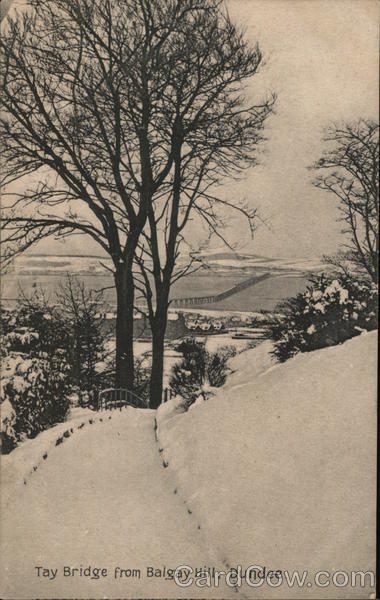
3;0;379;258
223;0;379;258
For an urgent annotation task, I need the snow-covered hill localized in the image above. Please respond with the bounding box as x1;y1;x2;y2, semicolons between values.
196;247;327;273
1;409;230;599
157;332;377;598
1;333;376;599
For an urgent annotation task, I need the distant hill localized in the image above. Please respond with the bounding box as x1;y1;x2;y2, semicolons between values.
196;251;267;261
6;254;112;275
196;251;326;274
6;252;326;276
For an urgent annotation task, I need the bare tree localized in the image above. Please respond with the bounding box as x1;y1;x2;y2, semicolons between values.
133;4;275;407
311;120;379;284
0;0;214;390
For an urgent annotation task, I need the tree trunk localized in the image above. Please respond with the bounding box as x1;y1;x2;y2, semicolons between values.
149;305;168;409
114;264;135;390
147;130;182;409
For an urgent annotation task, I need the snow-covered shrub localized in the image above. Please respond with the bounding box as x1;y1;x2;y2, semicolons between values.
169;362;201;403
173;338;208;385
1;298;72;453
133;357;151;402
1;351;71;451
269;274;378;362
1;297;72;360
169;340;237;401
0;398;18;453
207;345;237;387
2;282;111;414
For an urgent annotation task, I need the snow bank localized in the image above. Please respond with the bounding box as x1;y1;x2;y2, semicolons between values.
157;332;377;598
157;340;275;427
1;408;230;599
223;338;275;390
155;396;189;429
1;407;103;506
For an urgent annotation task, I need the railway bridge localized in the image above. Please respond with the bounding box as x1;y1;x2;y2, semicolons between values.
171;272;271;308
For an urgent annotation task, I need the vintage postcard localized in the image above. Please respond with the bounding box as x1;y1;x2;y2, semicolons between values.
0;0;378;598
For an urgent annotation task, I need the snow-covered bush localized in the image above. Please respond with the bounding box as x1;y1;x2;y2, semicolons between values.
269;274;378;362
0;398;18;453
1;351;71;450
169;340;237;402
169;362;200;402
1;299;72;453
1;297;72;360
1;281;111;418
173;338;208;384
207;345;237;387
133;357;151;402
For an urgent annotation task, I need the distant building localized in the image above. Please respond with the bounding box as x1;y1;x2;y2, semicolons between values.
134;312;187;339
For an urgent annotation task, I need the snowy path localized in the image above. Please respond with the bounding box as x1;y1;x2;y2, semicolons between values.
1;408;230;599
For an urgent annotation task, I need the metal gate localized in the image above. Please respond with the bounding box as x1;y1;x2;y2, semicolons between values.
98;388;148;410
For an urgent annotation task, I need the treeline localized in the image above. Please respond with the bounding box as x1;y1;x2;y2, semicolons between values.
0;277;113;452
